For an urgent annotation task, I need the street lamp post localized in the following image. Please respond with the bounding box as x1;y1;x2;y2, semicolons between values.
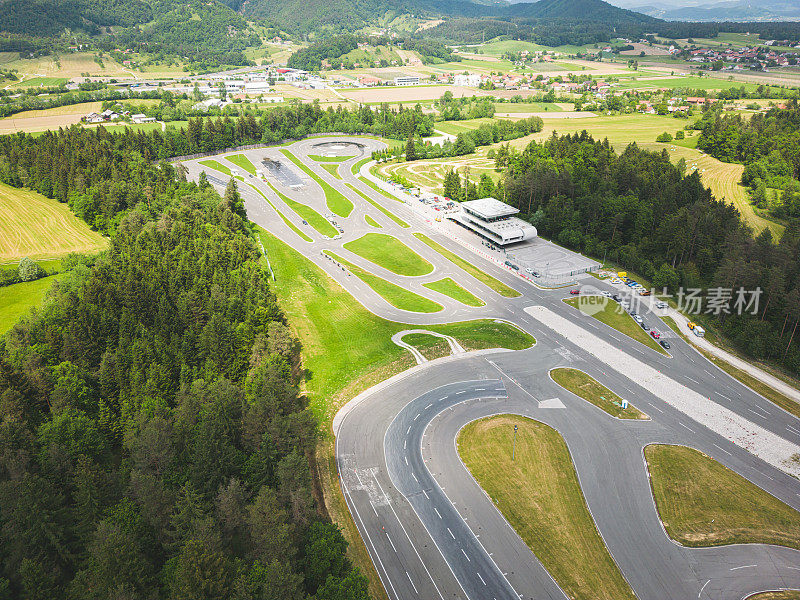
512;424;518;461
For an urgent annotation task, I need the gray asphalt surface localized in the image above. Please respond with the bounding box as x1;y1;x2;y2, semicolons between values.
181;137;800;600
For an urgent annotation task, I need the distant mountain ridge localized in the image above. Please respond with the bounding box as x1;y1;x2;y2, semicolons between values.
607;0;800;21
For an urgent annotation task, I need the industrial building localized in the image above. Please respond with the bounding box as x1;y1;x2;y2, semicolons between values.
452;197;537;246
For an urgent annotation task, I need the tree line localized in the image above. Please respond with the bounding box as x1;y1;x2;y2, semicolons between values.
500;131;800;372
696;103;800;219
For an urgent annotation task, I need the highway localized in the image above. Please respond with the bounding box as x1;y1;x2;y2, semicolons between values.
181;136;800;600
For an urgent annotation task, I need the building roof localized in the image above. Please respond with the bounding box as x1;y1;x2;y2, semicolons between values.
461;197;519;220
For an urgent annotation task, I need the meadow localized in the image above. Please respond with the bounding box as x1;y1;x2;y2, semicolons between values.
0;183;107;262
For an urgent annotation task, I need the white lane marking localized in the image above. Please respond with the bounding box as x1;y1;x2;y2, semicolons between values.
461;548;470;561
698;579;710;597
404;440;407;450
713;443;732;456
788;425;800;436
404;456;408;465
730;564;756;570
422;489;429;499
406;571;418;594
425;403;432;409
475;388;486;391
434;507;442;519
477;572;487;586
704;369;714;377
386;532;397;552
748;408;766;420
718;393;732;401
456;391;466;395
412;472;418;482
447;527;455;539
685;376;700;385
650;404;664;413
414;413;420;420
679;422;695;433
407;426;411;434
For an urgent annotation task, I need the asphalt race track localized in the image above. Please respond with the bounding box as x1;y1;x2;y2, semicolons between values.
182;136;800;600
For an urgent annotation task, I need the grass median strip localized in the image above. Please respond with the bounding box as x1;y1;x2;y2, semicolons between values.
358;176;405;203
263;180;337;238
661;316;800;419
199;159;232;177
413;233;520;298
551;367;647;419
280;149;353;217
423;277;485;307
308;154;354;162
226;153;256;175
401;333;451;361
352;156;370;175
343;233;432;276
345;184;409;228
321;163;342;179
248;185;312;243
644;444;800;550
459;415;637;600
324;250;442;313
565;297;668;356
364;215;381;228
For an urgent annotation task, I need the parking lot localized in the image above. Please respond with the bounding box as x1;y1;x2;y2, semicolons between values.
506;238;599;278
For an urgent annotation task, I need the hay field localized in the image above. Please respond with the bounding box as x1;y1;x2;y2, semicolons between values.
0;183;107;262
2;52;129;78
338;85;483;103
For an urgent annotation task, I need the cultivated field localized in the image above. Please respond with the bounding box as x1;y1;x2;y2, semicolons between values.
0;183;107;262
1;52;129;80
338;85;485;103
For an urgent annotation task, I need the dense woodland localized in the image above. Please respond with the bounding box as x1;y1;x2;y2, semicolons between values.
696;103;800;219
496;132;800;372
0;123;371;599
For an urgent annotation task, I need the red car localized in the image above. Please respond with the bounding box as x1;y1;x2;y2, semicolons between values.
650;330;660;339
570;289;581;295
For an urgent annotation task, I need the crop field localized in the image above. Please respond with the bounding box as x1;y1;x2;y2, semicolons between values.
615;76;765;92
338;85;483;103
493;102;568;113
0;183;107;262
1;52;129;78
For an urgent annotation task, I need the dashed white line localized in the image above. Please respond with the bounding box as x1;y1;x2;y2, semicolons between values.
718;393;732;401
698;579;710;597
414;413;421;420
404;440;407;450
461;548;470;561
713;443;732;456
434;507;442;519
424;403;432;409
679;422;695;433
412;472;418;482
730;564;756;571
477;572;487;586
685;376;700;385
447;527;455;539
386;533;397;552
407;426;411;435
788;425;800;436
748;408;766;419
422;489;429;499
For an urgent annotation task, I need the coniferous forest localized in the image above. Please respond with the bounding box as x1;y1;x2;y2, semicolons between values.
0;111;374;599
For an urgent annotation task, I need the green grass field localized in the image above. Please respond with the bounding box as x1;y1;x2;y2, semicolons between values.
198;159;232;177
551;367;647;419
645;444;800;550
401;332;452;361
0;182;107;262
263;181;338;238
423;277;485;307
564;297;668;355
226;154;256;175
280;149;353;217
413;233;520;298
352;157;371;175
364;215;381;228
346;184;410;228
0;274;65;334
343;233;433;276
615;76;766;92
320;163;342;179
459;415;637;600
435;118;494;135
325;250;442;313
308;154;355;162
493;102;566;113
10;76;68;88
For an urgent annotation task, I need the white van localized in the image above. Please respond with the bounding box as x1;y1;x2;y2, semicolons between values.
693;326;705;337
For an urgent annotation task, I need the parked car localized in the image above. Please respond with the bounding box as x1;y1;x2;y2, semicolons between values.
612;294;621;302
570;289;581;295
634;315;644;324
641;323;649;331
656;301;667;309
660;340;671;349
650;330;661;339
